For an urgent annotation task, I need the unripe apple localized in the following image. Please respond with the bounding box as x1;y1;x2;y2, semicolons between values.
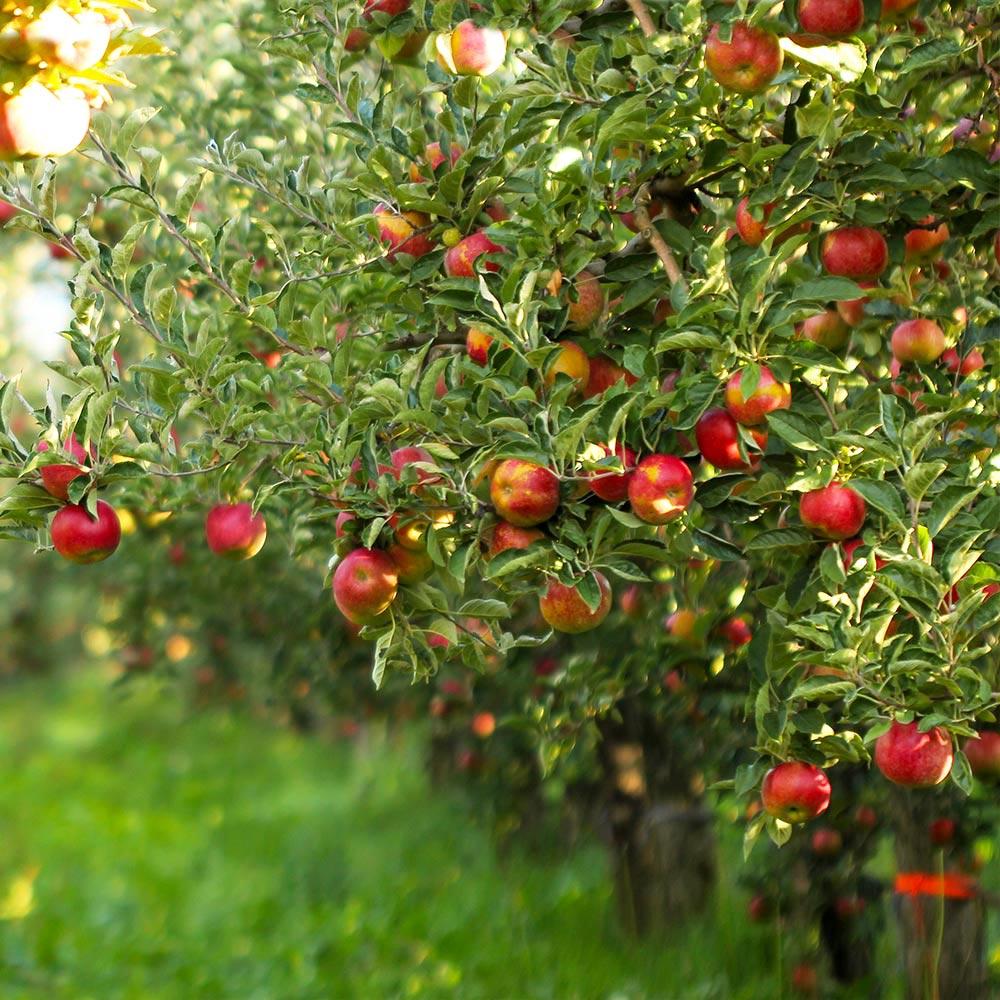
38;434;90;500
704;22;783;95
544;340;590;391
466;327;494;366
488;520;544;556
797;0;864;37
874;719;953;787
0;84;91;160
443;230;503;278
566;272;605;329
724;365;791;425
928;817;956;846
374;204;436;261
797;309;850;349
890;318;945;364
820;226;889;280
51;500;121;564
205;503;267;559
583;356;636;398
964;731;1000;781
903;217;949;262
539;571;613;633
695;408;766;470
666;608;699;642
720;616;752;646
490;459;560;527
811;827;843;856
333;547;399;624
409;141;462;182
941;347;985;375
761;761;832;823
627;454;694;524
799;484;866;540
471;711;496;738
435;20;506;76
587;442;637;502
386;542;432;584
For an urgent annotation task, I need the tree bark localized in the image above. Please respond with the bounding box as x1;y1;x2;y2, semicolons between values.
889;788;988;999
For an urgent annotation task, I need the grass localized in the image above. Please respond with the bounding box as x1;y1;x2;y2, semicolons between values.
0;669;951;999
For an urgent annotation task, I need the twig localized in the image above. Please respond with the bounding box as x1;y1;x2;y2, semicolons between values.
633;194;687;292
626;0;656;38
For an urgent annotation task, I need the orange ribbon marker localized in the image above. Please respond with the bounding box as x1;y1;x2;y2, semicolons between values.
894;872;977;900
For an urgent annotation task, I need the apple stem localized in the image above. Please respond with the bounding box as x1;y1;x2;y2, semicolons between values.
625;0;656;38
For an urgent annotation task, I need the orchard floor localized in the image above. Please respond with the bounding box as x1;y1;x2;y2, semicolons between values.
0;672;992;1000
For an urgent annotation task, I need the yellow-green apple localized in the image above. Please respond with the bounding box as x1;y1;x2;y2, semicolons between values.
443;230;503;278
435;20;506;76
374;204;436;261
205;502;267;559
874;719;953;787
903;217;949;262
890;318;945;364
941;347;984;375
38;434;90;500
586;442;637;502
466;327;494;366
665;608;699;642
566;271;605;329
724;365;791;425
22;8;110;70
799;484;866;540
488;520;543;555
539;571;613;633
0;83;91;160
928;818;956;846
627;454;694;523
811;827;843;856
720;616;752;646
964;731;1000;781
582;356;636;398
490;459;560;526
333;547;399;624
386;541;432;584
761;761;832;822
409;141;462;182
704;22;783;95
544;340;590;390
695;408;766;470
796;0;864;36
797;308;850;349
821;226;888;279
51;500;121;563
471;711;496;738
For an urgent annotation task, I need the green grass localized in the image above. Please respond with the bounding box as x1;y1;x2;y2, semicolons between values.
0;672;885;998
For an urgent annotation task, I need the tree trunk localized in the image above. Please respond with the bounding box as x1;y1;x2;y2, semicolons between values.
889;788;988;999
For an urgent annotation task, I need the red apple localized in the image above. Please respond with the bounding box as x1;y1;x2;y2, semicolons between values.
582;356;636;398
835;282;874;326
734;198;813;247
345;28;372;51
539;571;613;633
488;520;543;556
854;804;877;829
588;442;637;502
627;454;694;524
666;609;699;642
797;0;864;37
386;542;432;584
490;459;560;526
409;141;462;182
761;761;832;823
51;500;121;563
333;547;399;624
443;230;504;278
790;964;818;996
471;711;496;738
724;365;791;425
904;218;949;262
363;0;410;16
874;719;953;787
811;827;843;856
566;272;605;329
821;226;889;280
544;340;590;390
38;434;89;500
619;584;642;617
721;616;752;647
436;20;507;76
929;817;956;846
374;204;436;261
797;309;850;349
704;22;783;95
466;327;494;366
964;731;1000;781
0;198;17;223
890;318;945;364
205;502;267;559
941;347;985;375
695;408;766;470
0;84;91;160
799;484;866;540
747;894;773;922
617;187;664;232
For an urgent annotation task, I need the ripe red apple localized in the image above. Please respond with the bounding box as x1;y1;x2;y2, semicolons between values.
488;520;543;556
761;761;832;823
617;187;664;232
0;84;91;160
720;616;752;647
544;340;590;390
443;230;504;278
490;459;560;527
566;272;605;329
820;226;889;280
362;0;410;17
588;442;637;502
582;356;636;398
964;731;1000;781
835;282;874;326
790;963;818;996
51;500;121;563
799;484;866;540
344;28;372;51
834;896;866;919
204;503;267;559
854;804;877;829
436;20;507;76
374;204;436;261
409;141;462;182
466;327;494;366
929;817;956;846
890;318;945;364
880;0;917;16
619;584;642;617
0;199;17;223
734;198;813;247
627;454;694;524
704;22;783;95
695;408;766;470
874;719;953;787
904;218;949;262
539;571;613;633
797;309;850;349
747;894;773;922
386;445;441;491
941;347;985;375
38;434;90;500
811;827;843;857
333;547;399;624
724;365;791;425
471;711;496;738
797;0;864;37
